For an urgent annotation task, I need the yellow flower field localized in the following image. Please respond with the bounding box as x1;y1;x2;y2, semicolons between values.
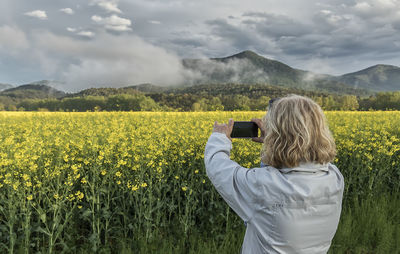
0;111;399;253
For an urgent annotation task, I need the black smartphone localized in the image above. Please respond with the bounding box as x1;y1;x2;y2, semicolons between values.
231;121;259;138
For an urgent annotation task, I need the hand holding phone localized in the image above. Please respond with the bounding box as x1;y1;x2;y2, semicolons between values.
250;118;266;143
213;118;265;142
213;118;234;141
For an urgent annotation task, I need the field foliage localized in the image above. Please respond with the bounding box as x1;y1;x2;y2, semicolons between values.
0;111;399;253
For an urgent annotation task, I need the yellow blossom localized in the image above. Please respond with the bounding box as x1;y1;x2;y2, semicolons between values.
75;191;84;200
67;194;75;201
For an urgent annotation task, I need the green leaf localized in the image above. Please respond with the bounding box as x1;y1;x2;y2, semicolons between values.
81;209;92;218
40;213;46;223
37;226;51;236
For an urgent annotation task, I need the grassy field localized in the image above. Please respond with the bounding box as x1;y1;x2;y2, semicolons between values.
0;111;399;253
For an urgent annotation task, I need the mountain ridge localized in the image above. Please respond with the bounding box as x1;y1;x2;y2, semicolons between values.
336;64;400;91
0;83;14;92
182;50;372;94
0;80;66;99
2;50;400;97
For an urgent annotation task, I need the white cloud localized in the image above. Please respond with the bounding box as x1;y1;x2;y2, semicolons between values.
183;58;269;84
315;9;345;27
24;10;47;20
66;27;95;38
32;32;187;92
60;8;75;15
148;20;161;25
91;14;132;31
67;27;77;32
352;0;399;17
90;0;122;13
301;58;336;77
91;15;102;22
77;31;95;38
0;25;29;52
353;2;371;13
349;0;400;30
375;0;397;8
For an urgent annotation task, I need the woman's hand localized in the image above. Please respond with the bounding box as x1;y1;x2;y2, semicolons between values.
213;118;234;142
251;118;266;143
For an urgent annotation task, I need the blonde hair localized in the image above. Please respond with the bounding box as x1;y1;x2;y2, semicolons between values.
260;94;336;169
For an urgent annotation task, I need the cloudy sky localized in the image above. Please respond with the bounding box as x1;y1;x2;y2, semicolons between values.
1;0;400;92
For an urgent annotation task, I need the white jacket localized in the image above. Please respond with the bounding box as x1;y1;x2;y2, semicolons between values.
204;132;344;254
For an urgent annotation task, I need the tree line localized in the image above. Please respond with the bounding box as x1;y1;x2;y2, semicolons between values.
0;91;400;112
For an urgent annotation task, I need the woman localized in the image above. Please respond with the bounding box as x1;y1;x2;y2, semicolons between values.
204;94;344;254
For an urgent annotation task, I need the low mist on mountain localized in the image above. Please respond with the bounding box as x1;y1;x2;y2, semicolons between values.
2;50;400;100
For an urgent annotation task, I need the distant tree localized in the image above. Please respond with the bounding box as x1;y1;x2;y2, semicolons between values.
312;96;324;108
104;94;160;111
0;96;15;107
340;95;359;110
61;97;90;111
208;97;224;111
251;96;270;111
233;94;251;110
358;92;400;110
80;96;106;111
222;94;251;110
7;104;17;111
138;96;161;111
41;99;61;111
191;102;202;112
322;96;338;110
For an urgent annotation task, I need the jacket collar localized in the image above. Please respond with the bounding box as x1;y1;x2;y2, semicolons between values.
278;162;329;174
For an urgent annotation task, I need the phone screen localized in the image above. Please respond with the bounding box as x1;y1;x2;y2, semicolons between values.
231;121;259;138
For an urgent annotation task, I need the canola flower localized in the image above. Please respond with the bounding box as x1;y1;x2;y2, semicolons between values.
0;111;399;252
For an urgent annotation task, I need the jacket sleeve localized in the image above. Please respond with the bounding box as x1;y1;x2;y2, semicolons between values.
204;132;258;222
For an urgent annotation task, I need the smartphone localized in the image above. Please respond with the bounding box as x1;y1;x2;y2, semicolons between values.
231;121;259;138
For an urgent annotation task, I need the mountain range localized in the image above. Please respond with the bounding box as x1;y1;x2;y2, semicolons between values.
0;80;66;99
1;50;400;98
182;50;400;93
0;83;13;91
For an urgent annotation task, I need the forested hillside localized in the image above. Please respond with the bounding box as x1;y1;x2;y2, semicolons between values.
1;82;399;112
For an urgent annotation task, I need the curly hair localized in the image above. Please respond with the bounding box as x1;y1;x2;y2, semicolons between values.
260;94;336;169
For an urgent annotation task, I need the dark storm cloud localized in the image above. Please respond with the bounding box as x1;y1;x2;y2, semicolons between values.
206;19;261;49
169;38;206;48
200;1;400;74
242;12;312;37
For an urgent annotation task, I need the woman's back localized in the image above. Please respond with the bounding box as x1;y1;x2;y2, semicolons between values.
242;163;344;253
